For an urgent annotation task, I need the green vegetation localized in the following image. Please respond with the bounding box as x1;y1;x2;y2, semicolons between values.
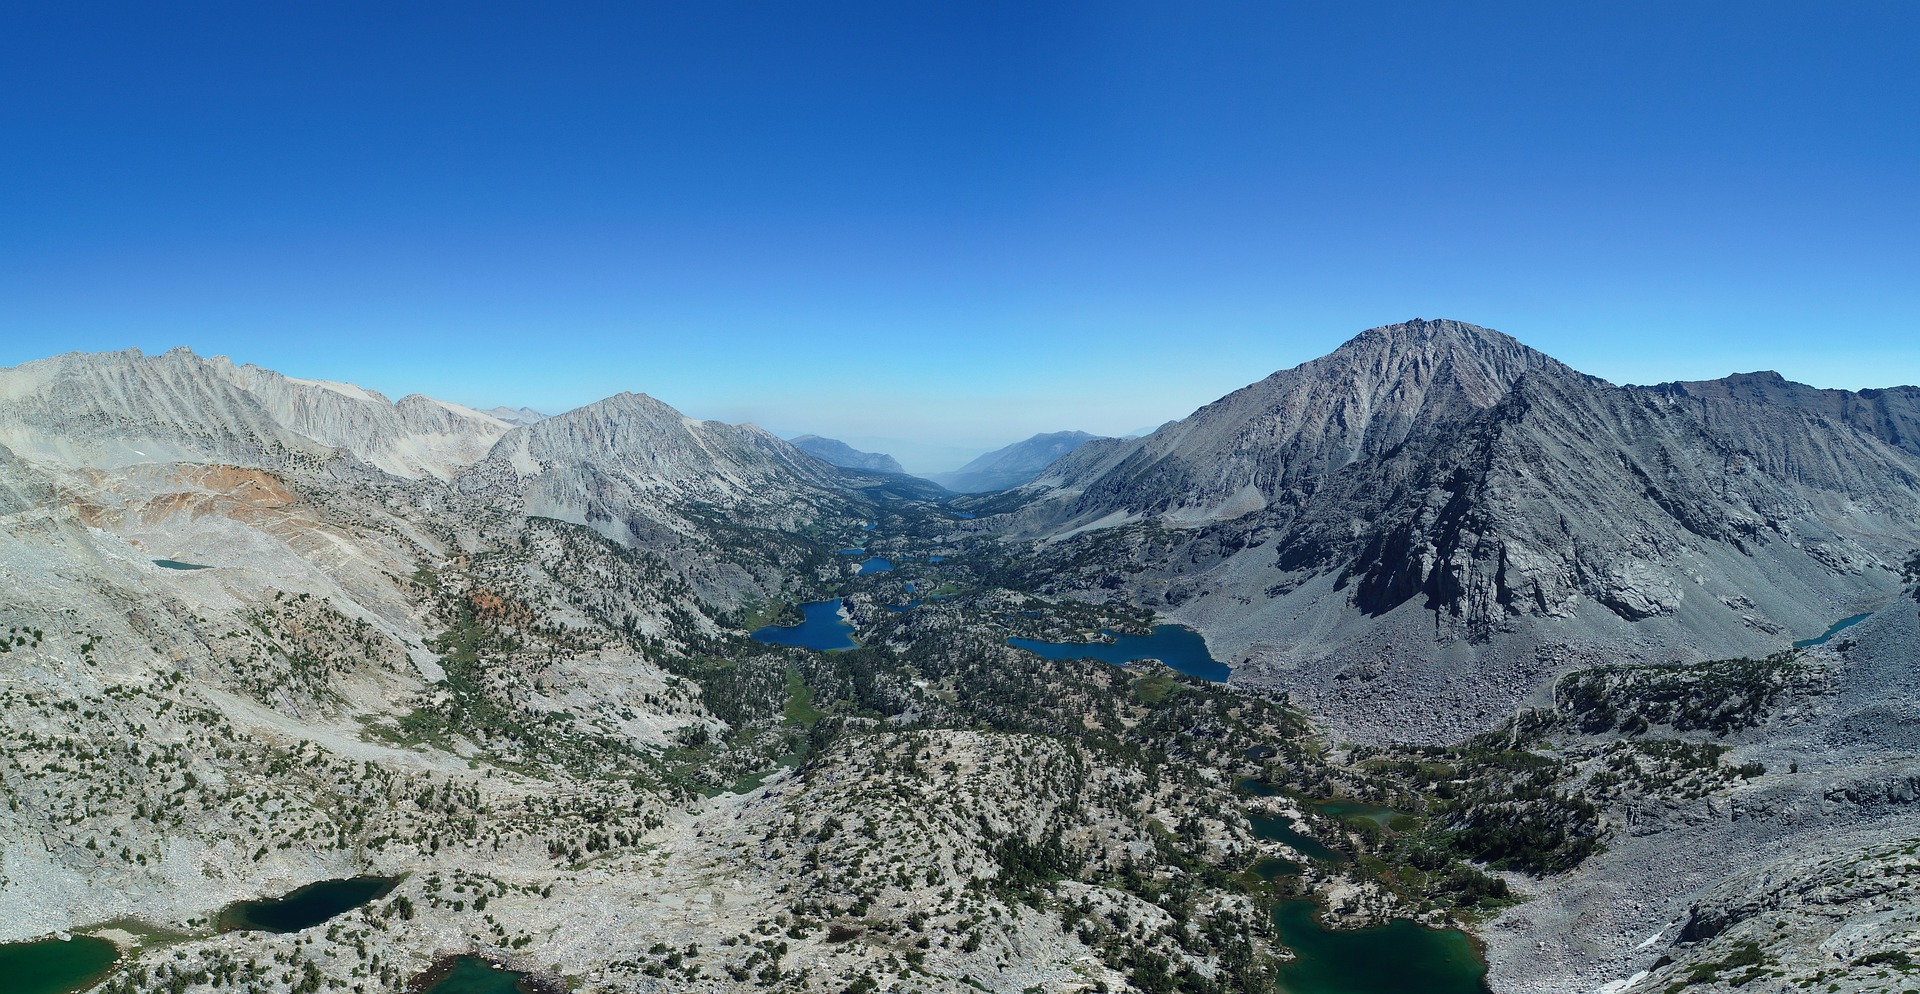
1664;940;1773;991
782;667;825;726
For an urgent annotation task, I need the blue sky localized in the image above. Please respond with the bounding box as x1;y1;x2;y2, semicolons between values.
3;2;1915;471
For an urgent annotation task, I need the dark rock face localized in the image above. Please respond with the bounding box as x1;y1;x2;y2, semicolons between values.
789;435;906;475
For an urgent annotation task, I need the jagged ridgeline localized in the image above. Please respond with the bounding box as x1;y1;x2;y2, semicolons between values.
0;323;1918;994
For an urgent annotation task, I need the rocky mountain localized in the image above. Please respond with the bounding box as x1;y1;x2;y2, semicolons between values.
3;337;1918;994
788;433;907;474
457;392;875;544
0;347;513;480
985;319;1920;742
933;430;1105;493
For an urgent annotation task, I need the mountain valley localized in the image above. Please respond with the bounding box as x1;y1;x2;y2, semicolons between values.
1;323;1917;994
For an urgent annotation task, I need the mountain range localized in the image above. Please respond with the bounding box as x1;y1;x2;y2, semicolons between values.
2;321;1917;994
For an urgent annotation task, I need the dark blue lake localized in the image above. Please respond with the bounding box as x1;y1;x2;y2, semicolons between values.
1794;612;1872;648
1007;625;1230;682
857;558;893;575
219;876;400;932
752;600;857;651
836;548;865;555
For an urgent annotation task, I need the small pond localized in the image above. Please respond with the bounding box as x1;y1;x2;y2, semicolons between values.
856;558;893;575
1271;899;1489;994
1249;855;1303;881
417;955;536;994
1794;612;1873;648
1315;800;1409;829
0;934;120;994
751;600;857;651
1007;625;1229;682
1248;810;1346;864
153;559;213;570
219;875;400;933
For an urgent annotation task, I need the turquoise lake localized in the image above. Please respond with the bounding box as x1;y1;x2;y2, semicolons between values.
1007;625;1230;682
1794;612;1872;648
418;955;533;994
1248;810;1346;863
751;600;857;651
1272;899;1489;994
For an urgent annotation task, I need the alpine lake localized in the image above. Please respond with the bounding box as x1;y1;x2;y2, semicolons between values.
415;954;545;994
750;599;858;651
1007;624;1231;682
1271;899;1490;994
0;934;120;994
739;518;1493;992
219;876;402;933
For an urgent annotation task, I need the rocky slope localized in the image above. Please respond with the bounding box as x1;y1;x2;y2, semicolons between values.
3;338;1918;994
934;431;1106;493
0;348;513;480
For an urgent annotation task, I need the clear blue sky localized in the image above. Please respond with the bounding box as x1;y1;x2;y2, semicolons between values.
3;2;1915;471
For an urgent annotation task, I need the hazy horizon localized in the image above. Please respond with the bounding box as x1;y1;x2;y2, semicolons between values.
4;4;1915;471
5;319;1915;475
